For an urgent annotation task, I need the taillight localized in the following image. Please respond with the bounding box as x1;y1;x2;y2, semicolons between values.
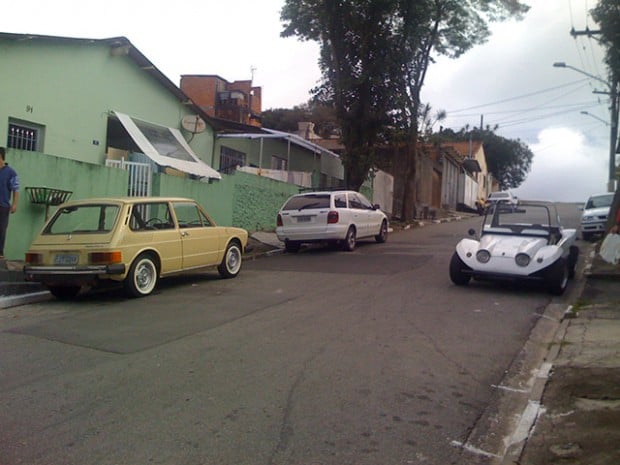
277;214;283;227
89;251;122;264
25;253;43;265
327;211;339;224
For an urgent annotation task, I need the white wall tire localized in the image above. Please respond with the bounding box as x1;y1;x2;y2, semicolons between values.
218;242;243;278
124;253;158;297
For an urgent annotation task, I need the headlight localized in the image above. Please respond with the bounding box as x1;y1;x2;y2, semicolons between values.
476;250;491;263
515;253;530;267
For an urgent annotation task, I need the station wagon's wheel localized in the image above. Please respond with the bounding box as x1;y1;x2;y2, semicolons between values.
342;226;356;251
284;240;301;253
375;220;388;243
545;257;568;296
449;252;471;286
581;232;592;241
124;253;159;298
218;241;243;278
48;285;81;300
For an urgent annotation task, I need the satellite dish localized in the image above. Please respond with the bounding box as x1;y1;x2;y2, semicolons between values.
181;115;207;134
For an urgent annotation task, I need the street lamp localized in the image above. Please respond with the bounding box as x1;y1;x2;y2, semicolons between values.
580;111;610;126
554;62;619;192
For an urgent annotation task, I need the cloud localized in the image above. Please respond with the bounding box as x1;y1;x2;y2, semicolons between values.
513;127;609;202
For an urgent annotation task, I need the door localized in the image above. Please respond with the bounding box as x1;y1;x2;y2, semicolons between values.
172;201;220;269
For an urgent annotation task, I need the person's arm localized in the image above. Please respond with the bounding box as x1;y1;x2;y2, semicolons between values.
10;190;18;214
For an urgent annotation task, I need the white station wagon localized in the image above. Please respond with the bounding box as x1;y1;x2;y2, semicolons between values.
276;190;389;252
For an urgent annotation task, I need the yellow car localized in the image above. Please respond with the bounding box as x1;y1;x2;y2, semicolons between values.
24;197;248;299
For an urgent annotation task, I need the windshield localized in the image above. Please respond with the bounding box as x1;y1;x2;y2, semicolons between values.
43;204;120;234
585;194;613;209
483;203;558;235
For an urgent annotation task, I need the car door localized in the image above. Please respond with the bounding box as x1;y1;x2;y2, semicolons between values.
358;192;383;236
129;201;183;273
347;193;369;237
172;201;221;269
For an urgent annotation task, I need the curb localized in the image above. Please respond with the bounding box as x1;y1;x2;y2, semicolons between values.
0;290;51;309
500;312;571;464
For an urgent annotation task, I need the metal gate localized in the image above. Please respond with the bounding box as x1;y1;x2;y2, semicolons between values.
105;159;152;197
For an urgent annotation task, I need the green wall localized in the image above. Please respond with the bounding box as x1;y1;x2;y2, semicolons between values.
0;37;215;167
6;150;299;261
7;150;128;260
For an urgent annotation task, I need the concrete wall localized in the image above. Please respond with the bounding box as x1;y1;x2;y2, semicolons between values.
7;149;128;260
6;150;299;260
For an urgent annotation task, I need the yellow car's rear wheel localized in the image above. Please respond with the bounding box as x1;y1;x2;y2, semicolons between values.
124;253;159;297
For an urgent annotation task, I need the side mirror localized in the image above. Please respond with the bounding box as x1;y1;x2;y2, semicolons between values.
373;204;381;210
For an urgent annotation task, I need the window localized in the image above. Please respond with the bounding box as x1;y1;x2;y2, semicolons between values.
219;146;246;174
348;194;364;209
44;204;119;234
129;202;174;231
7;120;43;151
283;194;330;210
334;194;347;208
173;202;213;228
271;156;287;170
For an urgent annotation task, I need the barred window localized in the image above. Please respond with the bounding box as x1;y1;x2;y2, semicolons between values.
219;146;246;174
7;121;42;151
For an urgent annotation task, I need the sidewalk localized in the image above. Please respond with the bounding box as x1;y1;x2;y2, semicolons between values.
512;248;620;465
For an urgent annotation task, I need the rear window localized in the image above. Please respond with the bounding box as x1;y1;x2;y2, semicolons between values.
282;194;331;210
44;204;120;234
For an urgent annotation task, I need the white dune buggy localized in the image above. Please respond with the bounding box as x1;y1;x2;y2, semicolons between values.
450;201;579;295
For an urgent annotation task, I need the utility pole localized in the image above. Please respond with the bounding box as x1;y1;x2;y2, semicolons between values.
569;27;618;191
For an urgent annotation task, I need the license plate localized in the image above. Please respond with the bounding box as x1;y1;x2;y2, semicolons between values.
54;254;79;265
296;216;312;222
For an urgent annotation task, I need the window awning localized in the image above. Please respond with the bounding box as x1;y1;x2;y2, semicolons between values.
114;111;221;180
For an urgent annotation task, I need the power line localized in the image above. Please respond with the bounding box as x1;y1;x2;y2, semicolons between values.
447;78;589;113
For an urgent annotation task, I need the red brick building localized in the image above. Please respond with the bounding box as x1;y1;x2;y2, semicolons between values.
180;75;262;127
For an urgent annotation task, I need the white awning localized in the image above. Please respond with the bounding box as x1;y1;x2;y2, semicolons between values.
114;111;221;180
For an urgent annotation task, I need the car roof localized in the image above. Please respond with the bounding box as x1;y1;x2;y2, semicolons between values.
58;196;196;206
293;190;356;196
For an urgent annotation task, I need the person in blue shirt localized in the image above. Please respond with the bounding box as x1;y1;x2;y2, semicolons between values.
0;147;19;259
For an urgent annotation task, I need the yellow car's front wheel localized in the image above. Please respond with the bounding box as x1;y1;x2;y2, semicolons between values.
218;242;242;279
124;253;159;297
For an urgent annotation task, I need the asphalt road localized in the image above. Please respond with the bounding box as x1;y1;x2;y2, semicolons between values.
0;204;583;465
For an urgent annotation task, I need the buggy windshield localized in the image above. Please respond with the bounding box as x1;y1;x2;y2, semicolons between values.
483;202;560;236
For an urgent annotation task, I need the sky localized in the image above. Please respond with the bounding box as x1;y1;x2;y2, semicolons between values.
2;0;614;202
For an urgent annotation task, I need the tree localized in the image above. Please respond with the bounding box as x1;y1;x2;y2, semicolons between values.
281;0;529;220
431;127;533;190
590;0;620;231
262;102;339;138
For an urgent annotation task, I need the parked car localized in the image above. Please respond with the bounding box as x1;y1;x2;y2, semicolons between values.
580;193;614;241
23;197;248;299
450;200;578;295
486;191;518;210
276;190;388;252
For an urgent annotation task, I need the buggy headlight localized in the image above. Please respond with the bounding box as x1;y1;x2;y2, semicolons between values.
515;253;530;267
476;250;491;263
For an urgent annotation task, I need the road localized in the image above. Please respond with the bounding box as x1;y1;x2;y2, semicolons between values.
0;204;583;465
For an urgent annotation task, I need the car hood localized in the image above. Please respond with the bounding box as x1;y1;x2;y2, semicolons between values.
581;207;610;218
480;234;547;258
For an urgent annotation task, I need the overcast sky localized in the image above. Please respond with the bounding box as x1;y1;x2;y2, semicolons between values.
3;0;614;202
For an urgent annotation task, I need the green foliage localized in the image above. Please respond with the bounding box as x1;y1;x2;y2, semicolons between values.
432;127;533;190
280;0;529;197
261;103;339;138
591;0;620;82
